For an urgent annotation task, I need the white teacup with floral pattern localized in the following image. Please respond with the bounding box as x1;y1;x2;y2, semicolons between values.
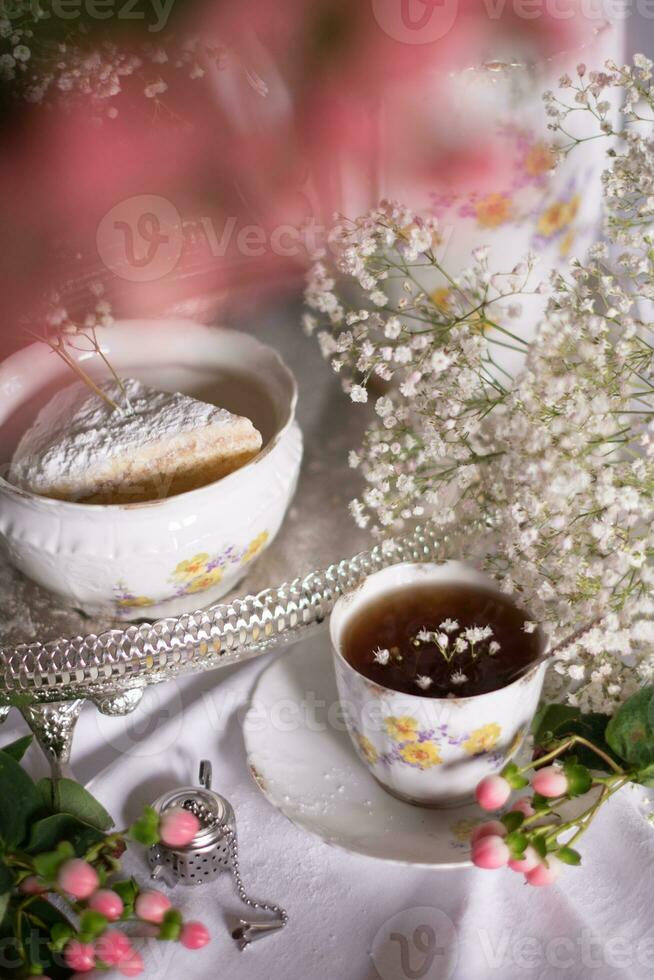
330;562;547;808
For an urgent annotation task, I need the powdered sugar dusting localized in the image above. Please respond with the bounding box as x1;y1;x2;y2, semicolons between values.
9;378;255;500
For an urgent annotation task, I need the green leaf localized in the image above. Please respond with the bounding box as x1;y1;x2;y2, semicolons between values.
557;846;582;866
113;878;139;918
531;834;548;860
505;831;528;858
79;909;108;942
129;805;161;847
1;734;33;762
501;811;524;833
0;892;8;929
533;703;617;771
49;921;74;953
501;761;529;790
563;760;593;797
32;841;75;882
36;778;114;832
0;858;14;894
530;793;552;813
158;908;182;942
26;814;105;856
0;749;45;849
606;686;654;768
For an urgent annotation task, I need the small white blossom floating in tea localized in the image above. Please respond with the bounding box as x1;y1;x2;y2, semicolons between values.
373;647;391;666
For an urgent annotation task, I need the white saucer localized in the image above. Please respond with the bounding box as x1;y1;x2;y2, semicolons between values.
244;634;502;868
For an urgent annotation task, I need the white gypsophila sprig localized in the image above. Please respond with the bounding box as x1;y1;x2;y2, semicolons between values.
305;57;654;712
305;201;541;534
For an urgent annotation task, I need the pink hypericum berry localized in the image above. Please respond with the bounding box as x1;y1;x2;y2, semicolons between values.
64;939;96;972
95;929;132;966
20;876;46;895
470;820;507;845
88;888;124;921
508;846;540;873
134;889;172;924
472;835;510;870
57;859;100;900
525;856;563;887
180;921;211;950
532;766;569;799
475;774;512;811
159;807;201;848
511;796;536;818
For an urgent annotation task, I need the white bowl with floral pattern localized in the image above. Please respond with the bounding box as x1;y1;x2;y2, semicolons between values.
0;320;302;619
330;562;547;807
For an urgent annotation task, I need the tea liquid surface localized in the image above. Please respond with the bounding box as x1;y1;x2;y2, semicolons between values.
342;583;539;697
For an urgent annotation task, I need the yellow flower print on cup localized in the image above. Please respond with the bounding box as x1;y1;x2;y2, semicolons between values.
463;723;501;756
242;531;269;564
184;567;224;594
356;733;379;766
525;141;556;177
383;716;419;743
118;595;154;609
399;741;442;770
475;193;513;228
450;818;480;843
172;553;211;582
537;194;579;238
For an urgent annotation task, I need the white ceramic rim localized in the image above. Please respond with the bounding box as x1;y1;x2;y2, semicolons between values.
0;320;298;513
329;560;547;704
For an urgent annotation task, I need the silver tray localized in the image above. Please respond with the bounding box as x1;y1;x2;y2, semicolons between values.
0;306;441;771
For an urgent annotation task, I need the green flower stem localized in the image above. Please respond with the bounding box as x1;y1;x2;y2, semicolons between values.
543;775;629;847
519;735;624;775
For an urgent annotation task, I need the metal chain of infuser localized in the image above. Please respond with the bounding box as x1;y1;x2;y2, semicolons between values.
182;797;288;950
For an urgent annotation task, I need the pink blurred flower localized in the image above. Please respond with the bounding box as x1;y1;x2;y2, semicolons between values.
134;890;172;924
472;835;510;870
532;766;569;799
180;921;211;950
57;859;100;900
64;939;96;972
475;774;512;811
159;808;201;848
88;889;124;921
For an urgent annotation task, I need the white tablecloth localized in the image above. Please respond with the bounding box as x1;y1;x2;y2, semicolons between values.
4;643;654;980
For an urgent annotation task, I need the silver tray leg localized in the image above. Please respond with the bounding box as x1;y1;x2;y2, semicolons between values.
21;700;85;779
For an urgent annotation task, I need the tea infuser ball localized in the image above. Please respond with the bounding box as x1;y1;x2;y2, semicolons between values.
148;760;288;949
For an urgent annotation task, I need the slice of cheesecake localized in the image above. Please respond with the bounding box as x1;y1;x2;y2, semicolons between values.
9;377;263;504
